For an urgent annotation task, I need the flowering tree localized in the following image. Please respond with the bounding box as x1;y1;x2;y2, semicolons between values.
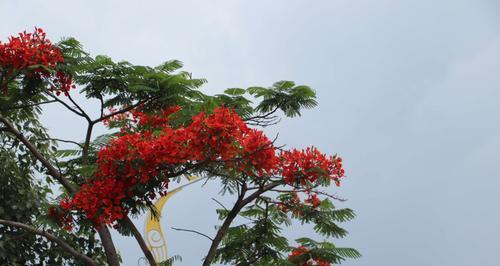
0;29;360;265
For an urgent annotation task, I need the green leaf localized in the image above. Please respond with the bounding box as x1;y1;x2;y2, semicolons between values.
224;88;246;96
77;164;97;177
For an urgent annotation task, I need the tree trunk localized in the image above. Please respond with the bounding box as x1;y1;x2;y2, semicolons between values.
97;225;121;266
123;216;158;266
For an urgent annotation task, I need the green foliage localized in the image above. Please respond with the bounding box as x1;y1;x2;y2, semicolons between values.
66;49;209;114
158;255;182;266
291;238;361;265
214;204;291;265
0;130;106;265
57;38;319;128
0;34;357;265
212;194;358;265
0;62;106;263
248;81;318;117
0;148;48;264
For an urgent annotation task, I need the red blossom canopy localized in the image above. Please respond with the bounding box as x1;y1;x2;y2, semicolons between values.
61;107;344;225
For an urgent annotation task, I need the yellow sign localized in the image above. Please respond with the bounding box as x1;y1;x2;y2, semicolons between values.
143;175;202;262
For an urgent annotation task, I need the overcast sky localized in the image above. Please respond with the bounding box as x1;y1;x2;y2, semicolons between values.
2;1;500;265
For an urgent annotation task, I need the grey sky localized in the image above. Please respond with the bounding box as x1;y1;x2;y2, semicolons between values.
1;1;500;265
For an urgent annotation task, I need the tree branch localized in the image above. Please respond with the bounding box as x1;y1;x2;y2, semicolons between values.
67;93;92;122
96;225;120;266
79;119;121;266
270;189;347;202
202;185;247;266
0;219;97;265
0;114;76;193
93;98;152;124
245;118;281;127
202;181;281;266
171;227;214;241
45;92;86;119
97;94;104;118
0;100;57;111
38;138;84;148
81;123;94;163
212;198;228;211
123;217;158;266
244;106;280;122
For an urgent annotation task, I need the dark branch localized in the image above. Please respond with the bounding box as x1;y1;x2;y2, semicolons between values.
67;93;92;122
212;198;228;211
245;118;281;127
81;123;94;163
45;92;86;119
96;225;120;266
123;217;158;266
0;100;57;111
0;114;76;193
98;94;104;118
38;138;84;148
171;227;214;241
79;116;120;266
202;180;282;266
0;219;97;265
93;98;153;124
244;106;280;122
270;189;347;202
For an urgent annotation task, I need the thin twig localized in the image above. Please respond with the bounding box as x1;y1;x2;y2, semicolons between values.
171;227;214;241
244;106;280;122
0;100;57;111
93;98;153;124
38;138;84;148
212;198;228;211
246;118;281;127
270;189;347;202
45;92;86;118
67;93;91;122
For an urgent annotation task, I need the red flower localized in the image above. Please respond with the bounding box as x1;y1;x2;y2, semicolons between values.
280;147;344;186
0;28;73;95
288;245;332;266
305;193;322;208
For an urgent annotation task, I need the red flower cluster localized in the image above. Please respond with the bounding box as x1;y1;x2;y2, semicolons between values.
49;206;73;231
277;190;323;216
276;148;345;216
132;105;181;128
288;246;331;266
62;107;277;224
60;107;345;226
0;28;62;69
305;193;321;208
0;28;73;95
101;107;132;127
280;147;344;186
278;191;302;215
